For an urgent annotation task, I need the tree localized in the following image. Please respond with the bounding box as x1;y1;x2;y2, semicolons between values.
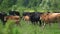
0;0;17;11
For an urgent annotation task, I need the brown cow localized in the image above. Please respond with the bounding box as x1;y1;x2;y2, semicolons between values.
4;15;20;25
40;13;60;28
22;12;31;23
23;15;30;21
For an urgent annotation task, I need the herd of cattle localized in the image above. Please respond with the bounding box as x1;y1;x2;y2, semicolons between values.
0;11;60;28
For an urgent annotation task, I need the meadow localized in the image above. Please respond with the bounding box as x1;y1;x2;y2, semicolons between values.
0;19;60;34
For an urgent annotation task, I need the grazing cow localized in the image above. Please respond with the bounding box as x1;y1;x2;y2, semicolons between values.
23;16;30;21
40;13;60;28
0;11;7;25
4;15;20;25
22;12;31;21
8;10;21;25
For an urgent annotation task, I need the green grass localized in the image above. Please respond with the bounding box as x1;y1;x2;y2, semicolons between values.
0;19;60;34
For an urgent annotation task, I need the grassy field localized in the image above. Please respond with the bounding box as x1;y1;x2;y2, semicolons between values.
0;19;60;34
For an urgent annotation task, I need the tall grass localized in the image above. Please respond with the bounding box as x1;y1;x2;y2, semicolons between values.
0;19;60;34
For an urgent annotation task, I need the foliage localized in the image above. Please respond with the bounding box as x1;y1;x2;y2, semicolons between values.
0;0;60;12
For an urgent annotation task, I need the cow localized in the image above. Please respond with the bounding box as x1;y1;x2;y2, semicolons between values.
9;10;21;20
22;12;31;21
4;15;20;25
0;11;7;25
0;11;21;25
8;10;21;25
30;12;42;26
40;12;60;28
1;10;21;25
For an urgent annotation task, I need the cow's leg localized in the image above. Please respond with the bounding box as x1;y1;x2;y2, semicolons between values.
15;20;21;26
48;22;53;28
39;20;42;26
40;20;45;27
27;21;30;24
42;21;46;29
57;19;60;29
31;22;35;25
3;21;6;25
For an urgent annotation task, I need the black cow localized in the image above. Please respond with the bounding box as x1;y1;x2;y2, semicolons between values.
22;12;42;26
30;12;42;26
9;10;21;19
9;10;20;16
22;12;31;16
0;11;7;25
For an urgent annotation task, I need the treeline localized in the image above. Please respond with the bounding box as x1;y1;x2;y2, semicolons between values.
0;0;60;12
